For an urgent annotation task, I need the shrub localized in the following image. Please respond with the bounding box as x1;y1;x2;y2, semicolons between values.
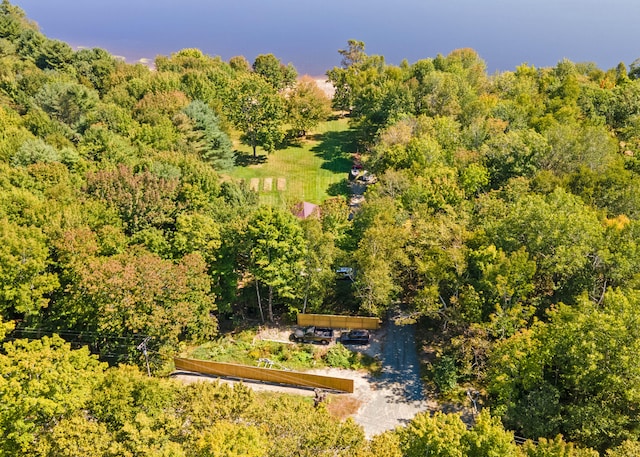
324;343;353;369
432;355;458;393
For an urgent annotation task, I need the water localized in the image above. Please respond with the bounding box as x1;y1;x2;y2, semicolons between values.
11;0;640;76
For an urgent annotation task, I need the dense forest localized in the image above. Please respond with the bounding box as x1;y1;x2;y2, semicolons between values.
3;0;640;454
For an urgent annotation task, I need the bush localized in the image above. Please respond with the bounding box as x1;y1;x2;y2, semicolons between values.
433;355;458;393
324;343;353;369
187;330;378;372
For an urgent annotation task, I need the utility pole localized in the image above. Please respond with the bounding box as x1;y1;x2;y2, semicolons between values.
137;337;151;377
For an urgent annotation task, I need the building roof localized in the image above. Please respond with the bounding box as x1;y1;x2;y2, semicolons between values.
293;201;320;219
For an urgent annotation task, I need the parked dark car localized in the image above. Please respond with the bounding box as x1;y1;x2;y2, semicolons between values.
340;329;370;345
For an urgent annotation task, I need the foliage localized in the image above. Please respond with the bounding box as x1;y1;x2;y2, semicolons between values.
85;164;180;235
0;335;105;455
11;137;60;166
432;354;458;393
32;80;99;128
2;5;640;454
181;99;234;170
253;53;297;91
188;330;376;372
324;342;357;368
0;217;59;319
286;76;332;137
488;292;640;451
352;196;408;316
228;72;286;156
0;334;367;456
58;248;217;364
246;206;306;321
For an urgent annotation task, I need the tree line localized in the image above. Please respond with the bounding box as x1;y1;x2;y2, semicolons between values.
0;330;608;457
326;40;640;452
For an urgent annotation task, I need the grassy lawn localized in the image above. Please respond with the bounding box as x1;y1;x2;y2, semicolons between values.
224;117;356;206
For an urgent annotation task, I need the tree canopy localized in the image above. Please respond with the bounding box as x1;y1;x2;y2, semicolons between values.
2;4;640;453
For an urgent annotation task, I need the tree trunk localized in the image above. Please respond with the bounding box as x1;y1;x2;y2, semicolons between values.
267;285;274;322
255;280;264;323
302;274;311;314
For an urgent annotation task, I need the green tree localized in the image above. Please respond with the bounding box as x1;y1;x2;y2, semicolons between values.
0;336;105;456
89;364;183;455
0;315;14;340
246;206;305;322
398;411;468;457
72;47;117;95
32;81;99;129
351;75;413;142
35;39;73;71
467;245;537;333
463;410;520;457
478;185;605;307
228;73;286;156
182;99;234;170
0;218;59;320
247;394;365;457
339;39;366;68
488;291;640;451
229;55;251;72
397;410;522;457
0;0;39;42
539;123;618;175
352;197;408;316
286;76;332;137
34;412;115;457
480;129;547;188
11;137;60;166
607;440;640;457
326;40;368;113
252;53;297;91
522;436;598;457
299;216;338;313
188;421;267;457
173;211;222;266
355;432;402;457
403;208;470;324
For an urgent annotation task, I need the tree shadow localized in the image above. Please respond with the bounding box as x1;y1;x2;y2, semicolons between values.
310;129;358;174
234;150;267;166
326;178;350;197
322;277;360;314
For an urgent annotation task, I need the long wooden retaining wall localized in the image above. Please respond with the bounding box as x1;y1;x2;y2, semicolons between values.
174;357;354;393
297;313;381;330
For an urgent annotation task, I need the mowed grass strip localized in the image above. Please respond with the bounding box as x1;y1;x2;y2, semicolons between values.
226;118;355;206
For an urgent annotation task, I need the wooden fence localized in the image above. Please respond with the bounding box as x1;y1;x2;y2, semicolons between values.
174;357;354;393
297;313;381;330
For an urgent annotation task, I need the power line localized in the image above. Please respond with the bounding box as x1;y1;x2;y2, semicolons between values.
9;326;150;342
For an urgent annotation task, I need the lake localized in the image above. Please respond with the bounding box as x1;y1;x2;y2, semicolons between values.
11;0;640;76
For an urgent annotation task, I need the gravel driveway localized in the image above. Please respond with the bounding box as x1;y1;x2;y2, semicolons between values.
172;314;436;437
345;313;435;436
